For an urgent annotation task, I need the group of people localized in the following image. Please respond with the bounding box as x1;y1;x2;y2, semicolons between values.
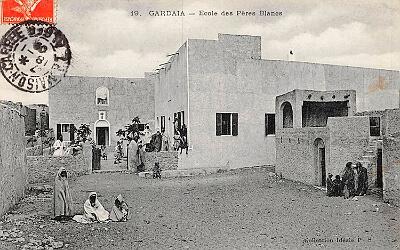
53;167;129;223
173;122;188;154
326;161;368;199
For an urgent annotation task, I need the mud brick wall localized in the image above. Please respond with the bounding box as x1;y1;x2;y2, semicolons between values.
26;145;51;156
27;146;92;184
383;137;400;206
327;116;370;176
0;104;27;217
143;151;179;171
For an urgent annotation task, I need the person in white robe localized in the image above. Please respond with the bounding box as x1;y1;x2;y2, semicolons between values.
73;192;109;223
53;136;64;156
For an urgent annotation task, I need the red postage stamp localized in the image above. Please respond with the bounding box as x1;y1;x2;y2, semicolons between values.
1;0;55;24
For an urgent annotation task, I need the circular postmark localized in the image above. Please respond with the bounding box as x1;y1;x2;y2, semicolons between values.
0;20;71;93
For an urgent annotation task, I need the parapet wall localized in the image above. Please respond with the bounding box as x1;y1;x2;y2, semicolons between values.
0;104;27;216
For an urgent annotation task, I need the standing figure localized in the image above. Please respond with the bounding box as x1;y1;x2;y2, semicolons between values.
161;129;169;151
342;162;355;199
114;141;122;164
153;162;161;179
326;173;334;197
127;137;139;171
110;194;129;222
179;124;188;154
53;167;72;220
53;136;64;156
332;175;343;197
356;162;368;195
154;130;162;152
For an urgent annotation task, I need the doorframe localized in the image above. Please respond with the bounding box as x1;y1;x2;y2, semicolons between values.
94;120;111;146
314;138;326;186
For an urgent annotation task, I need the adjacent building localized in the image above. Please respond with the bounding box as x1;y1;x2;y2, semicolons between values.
49;76;155;147
153;33;400;170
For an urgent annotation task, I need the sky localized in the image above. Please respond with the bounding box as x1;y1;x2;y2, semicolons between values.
0;0;399;105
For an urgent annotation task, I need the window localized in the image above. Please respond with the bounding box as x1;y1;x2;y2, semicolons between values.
61;124;70;132
96;87;109;105
99;111;106;120
161;116;165;132
282;102;293;128
216;113;238;136
265;113;275;135
370;117;380;136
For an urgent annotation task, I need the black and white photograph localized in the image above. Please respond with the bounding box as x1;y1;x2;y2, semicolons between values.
0;0;399;249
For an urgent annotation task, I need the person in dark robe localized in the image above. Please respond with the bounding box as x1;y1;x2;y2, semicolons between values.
326;173;334;196
154;130;162;152
342;162;355;199
332;175;343;197
179;124;188;154
153;162;161;179
356;162;368;195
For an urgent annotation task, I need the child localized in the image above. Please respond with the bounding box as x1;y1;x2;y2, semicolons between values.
153;162;161;179
333;175;343;197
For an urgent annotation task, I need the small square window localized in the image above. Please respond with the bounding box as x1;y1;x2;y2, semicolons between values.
99;111;106;120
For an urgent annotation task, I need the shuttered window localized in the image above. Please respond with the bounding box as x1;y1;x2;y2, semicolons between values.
216;113;238;136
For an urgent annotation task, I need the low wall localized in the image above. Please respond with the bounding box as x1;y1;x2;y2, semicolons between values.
27;145;92;184
382;137;400;206
143;151;179;171
0;104;27;217
26;145;52;156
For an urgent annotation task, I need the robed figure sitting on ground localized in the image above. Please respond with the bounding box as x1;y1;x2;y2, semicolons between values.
110;194;129;222
73;192;109;223
53;167;72;221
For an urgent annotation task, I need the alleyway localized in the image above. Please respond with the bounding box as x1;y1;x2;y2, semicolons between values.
0;168;399;250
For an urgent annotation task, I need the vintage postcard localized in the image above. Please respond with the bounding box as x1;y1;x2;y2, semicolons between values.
0;0;399;249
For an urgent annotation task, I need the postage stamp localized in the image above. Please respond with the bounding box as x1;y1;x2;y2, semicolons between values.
0;20;71;93
1;0;55;24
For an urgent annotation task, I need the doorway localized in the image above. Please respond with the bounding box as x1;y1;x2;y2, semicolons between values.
377;149;383;188
96;127;109;146
314;138;326;186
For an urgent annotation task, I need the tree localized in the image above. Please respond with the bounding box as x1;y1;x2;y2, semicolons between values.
77;124;91;142
116;116;141;140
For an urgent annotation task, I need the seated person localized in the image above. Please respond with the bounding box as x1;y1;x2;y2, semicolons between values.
73;192;109;223
110;194;129;222
332;175;343;197
153;162;161;179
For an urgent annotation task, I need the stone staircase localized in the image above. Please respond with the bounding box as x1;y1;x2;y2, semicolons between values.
357;137;382;196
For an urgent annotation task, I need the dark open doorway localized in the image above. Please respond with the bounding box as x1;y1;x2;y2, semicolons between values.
96;127;109;146
377;148;383;188
314;138;326;186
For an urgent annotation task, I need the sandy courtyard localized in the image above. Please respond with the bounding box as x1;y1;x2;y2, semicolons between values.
0;168;399;250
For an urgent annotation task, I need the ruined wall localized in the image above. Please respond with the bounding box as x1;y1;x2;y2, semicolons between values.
27;146;92;184
327;116;370;176
275;127;329;185
382;137;400;206
0;104;27;216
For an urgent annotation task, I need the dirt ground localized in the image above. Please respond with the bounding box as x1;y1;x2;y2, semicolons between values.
0;168;399;250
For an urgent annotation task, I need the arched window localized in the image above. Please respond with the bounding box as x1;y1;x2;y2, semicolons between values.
96;87;109;106
282;102;293;128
